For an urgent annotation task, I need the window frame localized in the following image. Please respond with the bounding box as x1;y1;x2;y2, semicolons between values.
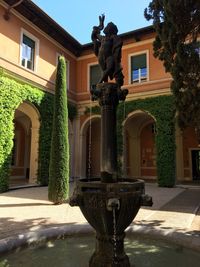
128;50;149;84
20;28;39;72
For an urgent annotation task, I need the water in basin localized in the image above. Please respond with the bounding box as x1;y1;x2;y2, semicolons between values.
0;235;199;267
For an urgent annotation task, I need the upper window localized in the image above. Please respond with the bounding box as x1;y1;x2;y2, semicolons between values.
20;29;39;72
130;53;148;83
89;64;101;90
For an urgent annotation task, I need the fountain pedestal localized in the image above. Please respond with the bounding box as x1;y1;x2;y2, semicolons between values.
70;83;152;267
91;83;128;182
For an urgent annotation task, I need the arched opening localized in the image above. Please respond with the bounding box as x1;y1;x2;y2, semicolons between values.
10;102;40;186
80;116;101;178
124;110;156;181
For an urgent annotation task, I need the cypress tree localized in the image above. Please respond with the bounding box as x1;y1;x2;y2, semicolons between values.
48;56;69;204
145;0;200;135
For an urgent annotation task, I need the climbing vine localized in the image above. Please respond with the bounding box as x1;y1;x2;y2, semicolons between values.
0;72;76;192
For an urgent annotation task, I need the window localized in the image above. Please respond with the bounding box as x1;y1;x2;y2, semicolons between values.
130;53;148;83
20;29;39;71
21;35;35;70
89;64;102;90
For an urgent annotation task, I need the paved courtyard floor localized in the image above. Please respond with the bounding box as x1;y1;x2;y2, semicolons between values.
0;183;200;253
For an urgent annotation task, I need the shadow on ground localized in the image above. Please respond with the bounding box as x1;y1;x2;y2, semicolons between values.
0;217;80;240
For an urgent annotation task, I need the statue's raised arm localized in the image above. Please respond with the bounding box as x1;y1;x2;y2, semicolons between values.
91;15;124;87
91;14;105;56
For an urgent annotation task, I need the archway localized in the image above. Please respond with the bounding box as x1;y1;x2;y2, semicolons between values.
123;110;157;181
10;102;40;186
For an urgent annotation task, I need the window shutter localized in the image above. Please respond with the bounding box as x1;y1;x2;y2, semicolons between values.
131;54;146;70
23;35;35;49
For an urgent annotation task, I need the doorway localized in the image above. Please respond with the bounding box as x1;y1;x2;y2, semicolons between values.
191;150;200;180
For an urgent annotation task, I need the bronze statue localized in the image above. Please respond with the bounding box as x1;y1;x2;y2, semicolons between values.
91;15;124;87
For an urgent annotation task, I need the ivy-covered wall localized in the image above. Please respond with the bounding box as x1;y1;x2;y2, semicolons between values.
118;95;176;187
86;95;176;187
0;73;76;192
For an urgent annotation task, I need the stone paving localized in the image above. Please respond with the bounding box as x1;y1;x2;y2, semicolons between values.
0;183;200;254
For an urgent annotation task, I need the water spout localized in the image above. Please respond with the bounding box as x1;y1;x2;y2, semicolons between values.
107;198;120;211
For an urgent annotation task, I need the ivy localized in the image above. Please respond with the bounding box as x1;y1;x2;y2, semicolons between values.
0;73;76;192
84;105;101;115
85;95;176;187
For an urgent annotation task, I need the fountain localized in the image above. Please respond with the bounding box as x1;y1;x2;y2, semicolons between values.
69;15;153;267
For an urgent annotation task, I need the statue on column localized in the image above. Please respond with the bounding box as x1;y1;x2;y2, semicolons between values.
91;15;128;102
91;14;124;87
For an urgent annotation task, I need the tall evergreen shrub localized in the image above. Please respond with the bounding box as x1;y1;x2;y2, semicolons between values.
145;0;200;130
48;56;69;204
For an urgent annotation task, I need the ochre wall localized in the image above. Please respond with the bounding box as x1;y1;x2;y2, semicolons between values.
76;40;171;103
0;4;171;104
0;5;77;101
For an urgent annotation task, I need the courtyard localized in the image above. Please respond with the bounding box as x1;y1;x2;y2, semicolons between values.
0;183;200;254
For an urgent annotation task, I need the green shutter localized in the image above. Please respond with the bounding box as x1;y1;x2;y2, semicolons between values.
131;54;146;70
23;35;35;49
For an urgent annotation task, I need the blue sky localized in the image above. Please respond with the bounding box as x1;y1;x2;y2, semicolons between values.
32;0;152;44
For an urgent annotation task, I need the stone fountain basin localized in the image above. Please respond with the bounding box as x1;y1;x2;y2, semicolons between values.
70;178;152;236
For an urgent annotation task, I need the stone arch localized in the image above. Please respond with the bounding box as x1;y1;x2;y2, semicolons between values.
123;110;156;180
12;101;40;184
80;115;101;178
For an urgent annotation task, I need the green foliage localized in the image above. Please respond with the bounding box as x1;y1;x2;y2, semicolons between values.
37;94;54;186
0;260;9;267
48;56;69;203
85;105;101;115
172;43;200;129
118;95;176;187
144;0;200;130
0;71;76;192
0;75;49;192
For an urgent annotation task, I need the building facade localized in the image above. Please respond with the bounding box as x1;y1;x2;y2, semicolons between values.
0;0;199;191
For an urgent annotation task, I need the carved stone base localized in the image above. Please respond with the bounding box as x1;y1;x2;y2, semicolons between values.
89;233;130;267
